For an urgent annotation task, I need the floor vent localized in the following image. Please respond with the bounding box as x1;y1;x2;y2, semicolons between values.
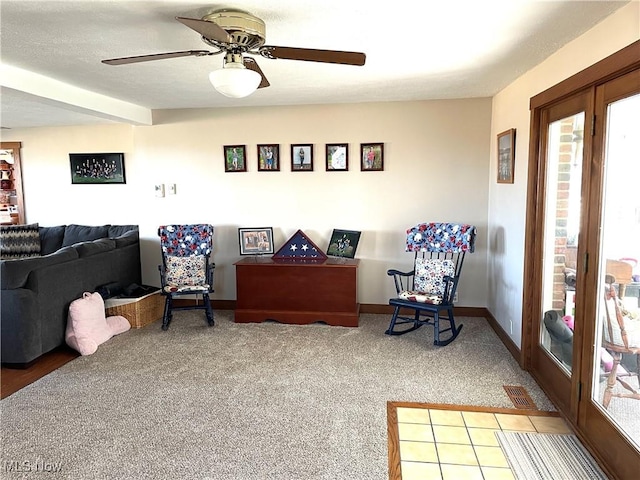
504;385;537;410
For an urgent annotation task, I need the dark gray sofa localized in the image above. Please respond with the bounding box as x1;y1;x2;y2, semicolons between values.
1;224;141;366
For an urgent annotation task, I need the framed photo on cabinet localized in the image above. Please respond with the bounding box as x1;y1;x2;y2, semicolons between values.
238;227;274;255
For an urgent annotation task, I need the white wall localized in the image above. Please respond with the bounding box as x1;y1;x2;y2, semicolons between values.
488;2;640;347
2;99;491;305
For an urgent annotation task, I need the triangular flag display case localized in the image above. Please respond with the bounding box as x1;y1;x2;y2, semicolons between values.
272;229;328;262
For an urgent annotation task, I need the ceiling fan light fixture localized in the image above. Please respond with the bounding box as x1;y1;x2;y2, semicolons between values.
209;61;261;98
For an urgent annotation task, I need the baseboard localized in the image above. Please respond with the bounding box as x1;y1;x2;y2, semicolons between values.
484;310;522;367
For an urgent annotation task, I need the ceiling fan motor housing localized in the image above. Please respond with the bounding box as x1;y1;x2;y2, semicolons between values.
201;10;266;51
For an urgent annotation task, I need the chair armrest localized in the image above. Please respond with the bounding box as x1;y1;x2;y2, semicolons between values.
387;269;415;295
387;269;414;277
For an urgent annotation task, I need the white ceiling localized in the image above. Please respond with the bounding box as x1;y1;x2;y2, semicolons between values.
0;0;630;129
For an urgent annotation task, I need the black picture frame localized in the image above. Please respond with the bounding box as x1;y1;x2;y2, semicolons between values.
224;145;247;172
291;144;313;171
257;144;280;171
69;152;125;184
497;129;516;183
326;144;349;171
238;227;274;255
326;229;361;259
360;143;384;171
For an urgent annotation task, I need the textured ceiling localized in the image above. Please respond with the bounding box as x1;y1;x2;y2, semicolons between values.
0;0;630;129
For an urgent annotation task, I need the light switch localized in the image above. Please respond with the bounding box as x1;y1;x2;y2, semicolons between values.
168;184;176;195
155;184;165;197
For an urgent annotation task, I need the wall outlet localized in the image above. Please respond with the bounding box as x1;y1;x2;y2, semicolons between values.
168;183;176;195
453;292;459;303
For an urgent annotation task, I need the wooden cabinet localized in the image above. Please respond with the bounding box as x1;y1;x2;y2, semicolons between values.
234;257;360;326
0;142;25;225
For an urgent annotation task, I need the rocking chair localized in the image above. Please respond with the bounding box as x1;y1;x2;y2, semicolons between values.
602;271;640;408
158;224;215;331
386;222;476;346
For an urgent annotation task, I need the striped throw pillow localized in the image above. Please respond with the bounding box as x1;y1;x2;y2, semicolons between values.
0;223;41;259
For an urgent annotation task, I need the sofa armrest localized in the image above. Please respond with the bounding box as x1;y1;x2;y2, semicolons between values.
113;229;139;248
0;246;79;289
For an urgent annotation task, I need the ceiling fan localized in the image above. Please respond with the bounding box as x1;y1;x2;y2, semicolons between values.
102;9;366;98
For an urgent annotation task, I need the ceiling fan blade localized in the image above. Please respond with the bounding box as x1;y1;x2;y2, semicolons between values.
102;50;211;65
243;57;270;89
175;16;231;44
259;46;366;66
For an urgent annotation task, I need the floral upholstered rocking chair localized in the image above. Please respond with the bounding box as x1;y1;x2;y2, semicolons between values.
386;222;476;346
158;224;215;331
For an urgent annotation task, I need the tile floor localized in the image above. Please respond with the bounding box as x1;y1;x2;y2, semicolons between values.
391;404;571;480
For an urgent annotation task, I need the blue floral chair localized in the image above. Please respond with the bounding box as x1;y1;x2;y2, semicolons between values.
386;222;476;346
158;224;215;331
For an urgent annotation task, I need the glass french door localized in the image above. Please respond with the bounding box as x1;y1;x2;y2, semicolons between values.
527;68;640;479
578;71;640;479
529;91;592;417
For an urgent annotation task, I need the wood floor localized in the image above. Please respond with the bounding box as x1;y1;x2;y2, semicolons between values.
1;346;78;399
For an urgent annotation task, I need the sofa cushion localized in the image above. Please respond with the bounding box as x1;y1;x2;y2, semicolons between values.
74;238;115;258
0;223;41;259
65;292;130;355
398;290;442;305
108;225;137;238
1;246;78;289
62;224;109;247
39;225;66;255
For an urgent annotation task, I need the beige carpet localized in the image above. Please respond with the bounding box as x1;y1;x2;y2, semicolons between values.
0;311;553;479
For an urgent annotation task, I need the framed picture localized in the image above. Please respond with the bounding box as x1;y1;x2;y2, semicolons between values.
238;227;274;255
326;229;361;259
224;145;247;172
257;144;280;171
497;129;516;183
69;153;125;184
326;144;349;171
360;143;384;171
291;144;313;171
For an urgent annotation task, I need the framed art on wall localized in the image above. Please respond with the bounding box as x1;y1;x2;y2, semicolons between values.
497;129;516;183
257;144;280;171
224;145;247;172
360;143;384;171
291;144;313;171
69;153;125;184
238;227;274;255
326;144;348;171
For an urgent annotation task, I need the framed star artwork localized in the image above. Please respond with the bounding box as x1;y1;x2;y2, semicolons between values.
272;229;328;262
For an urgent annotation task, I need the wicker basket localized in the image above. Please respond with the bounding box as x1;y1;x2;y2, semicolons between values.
105;291;164;329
